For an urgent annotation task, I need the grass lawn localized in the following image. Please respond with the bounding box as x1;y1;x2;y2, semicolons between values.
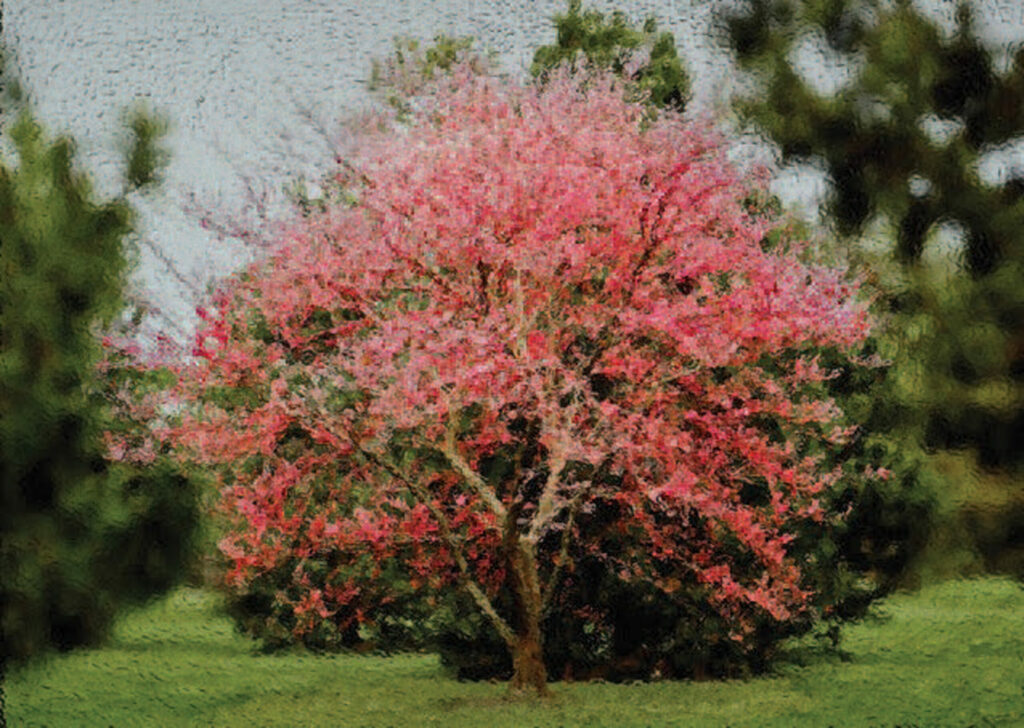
7;577;1023;727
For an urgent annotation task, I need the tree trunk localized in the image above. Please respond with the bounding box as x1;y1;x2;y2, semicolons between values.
506;540;548;695
510;630;547;694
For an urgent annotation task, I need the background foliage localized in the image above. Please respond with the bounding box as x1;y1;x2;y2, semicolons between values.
722;0;1024;577
531;0;691;112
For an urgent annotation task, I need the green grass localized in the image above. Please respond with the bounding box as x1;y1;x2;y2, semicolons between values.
8;578;1024;727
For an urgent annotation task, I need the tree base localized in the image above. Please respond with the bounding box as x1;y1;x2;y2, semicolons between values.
509;636;549;696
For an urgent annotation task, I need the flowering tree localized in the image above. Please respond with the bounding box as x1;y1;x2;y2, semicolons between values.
172;67;876;693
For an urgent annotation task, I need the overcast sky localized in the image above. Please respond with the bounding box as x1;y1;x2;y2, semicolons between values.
2;0;1023;345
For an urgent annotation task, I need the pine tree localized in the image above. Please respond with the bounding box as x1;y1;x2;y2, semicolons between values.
0;52;197;725
722;0;1024;572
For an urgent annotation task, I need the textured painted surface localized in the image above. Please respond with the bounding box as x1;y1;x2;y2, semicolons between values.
1;0;1022;331
7;579;1024;726
0;1;728;331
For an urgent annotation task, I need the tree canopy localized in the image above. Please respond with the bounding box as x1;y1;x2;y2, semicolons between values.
170;65;883;693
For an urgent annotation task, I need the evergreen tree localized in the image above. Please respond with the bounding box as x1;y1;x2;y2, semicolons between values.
722;0;1024;573
0;52;198;725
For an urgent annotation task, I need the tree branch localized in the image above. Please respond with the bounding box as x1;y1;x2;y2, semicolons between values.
526;407;570;545
441;420;509;521
355;440;516;648
541;490;585;613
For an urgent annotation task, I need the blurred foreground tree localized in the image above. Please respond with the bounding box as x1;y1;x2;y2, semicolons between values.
0;51;198;726
722;0;1024;574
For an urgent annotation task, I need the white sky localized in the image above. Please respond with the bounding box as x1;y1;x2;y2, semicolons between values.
2;0;1022;346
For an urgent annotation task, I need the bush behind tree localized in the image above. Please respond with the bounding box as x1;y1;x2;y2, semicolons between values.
531;0;690;113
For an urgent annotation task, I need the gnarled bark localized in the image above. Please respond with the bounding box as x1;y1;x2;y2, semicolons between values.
506;538;548;695
510;631;548;694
